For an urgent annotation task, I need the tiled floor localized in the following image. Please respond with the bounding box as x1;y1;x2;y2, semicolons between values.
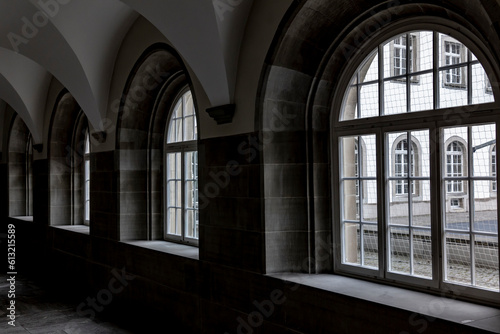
0;274;136;333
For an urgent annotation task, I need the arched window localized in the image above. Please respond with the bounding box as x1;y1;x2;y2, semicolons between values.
393;138;418;195
26;134;33;216
446;141;465;193
84;128;90;225
336;28;499;304
165;89;198;244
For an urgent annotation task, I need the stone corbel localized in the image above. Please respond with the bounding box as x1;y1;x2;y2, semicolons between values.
206;104;235;125
92;131;107;144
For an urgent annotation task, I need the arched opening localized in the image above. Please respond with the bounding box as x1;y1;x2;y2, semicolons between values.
116;44;196;241
260;0;500;305
8;114;32;217
48;91;86;226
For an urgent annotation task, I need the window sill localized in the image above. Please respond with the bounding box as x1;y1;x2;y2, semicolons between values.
121;240;199;260
269;273;500;333
9;216;34;222
51;225;90;235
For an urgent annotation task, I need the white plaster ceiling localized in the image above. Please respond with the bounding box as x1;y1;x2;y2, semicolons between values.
0;0;254;143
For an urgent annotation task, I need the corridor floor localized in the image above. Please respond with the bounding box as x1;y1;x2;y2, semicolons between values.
0;273;136;334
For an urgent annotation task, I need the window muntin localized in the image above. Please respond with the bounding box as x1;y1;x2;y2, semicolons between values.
336;29;499;302
84;128;90;225
492;145;497;192
165;90;198;243
342;31;495;121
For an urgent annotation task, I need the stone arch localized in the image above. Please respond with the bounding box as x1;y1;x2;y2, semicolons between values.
259;0;500;273
115;43;194;240
47;91;84;226
8;114;31;217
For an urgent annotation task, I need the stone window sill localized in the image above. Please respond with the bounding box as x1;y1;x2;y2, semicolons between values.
269;273;500;333
9;216;34;222
122;240;199;260
52;225;90;235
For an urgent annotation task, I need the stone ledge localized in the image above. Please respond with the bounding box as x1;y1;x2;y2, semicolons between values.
52;225;90;235
9;216;34;222
121;240;199;260
269;273;500;333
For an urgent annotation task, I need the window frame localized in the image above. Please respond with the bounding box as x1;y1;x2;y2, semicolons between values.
163;88;199;245
83;128;90;226
492;144;497;193
25;133;33;216
332;23;500;306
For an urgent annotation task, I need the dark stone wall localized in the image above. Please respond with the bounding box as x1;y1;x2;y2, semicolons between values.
199;132;263;273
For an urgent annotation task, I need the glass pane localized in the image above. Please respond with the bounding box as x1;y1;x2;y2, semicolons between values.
185;209;198;239
472;64;495;105
411;73;433;112
439;34;468;67
474;235;499;291
443;127;468;178
413;130;429;177
342;180;358;221
445;233;471;285
361;180;377;223
362;135;377;177
416;31;433;73
166;152;182;236
359;83;379;118
344;223;360;265
167;91;197;143
439;67;468;108
359;51;378;83
444;181;469;231
382;39;391;78
342;78;358;121
388;180;409;226
413;180;431;228
472;124;496;177
184;151;198;240
413;229;432;278
341;137;358;178
384;80;407;115
362;225;378;268
384;34;408;78
389;227;411;274
473;180;497;233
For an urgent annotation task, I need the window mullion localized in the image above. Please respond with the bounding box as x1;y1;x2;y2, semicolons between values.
467;50;473;105
379;130;387;277
406;33;411;113
407;131;414;275
379;45;384;116
433;31;440;109
467;126;476;286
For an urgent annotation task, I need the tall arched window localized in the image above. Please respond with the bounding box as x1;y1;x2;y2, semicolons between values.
26;134;33;216
393;138;418;195
84;128;90;225
165;89;198;244
336;28;499;304
446;141;465;194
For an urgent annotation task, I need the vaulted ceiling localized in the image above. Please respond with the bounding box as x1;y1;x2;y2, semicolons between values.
0;0;261;143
